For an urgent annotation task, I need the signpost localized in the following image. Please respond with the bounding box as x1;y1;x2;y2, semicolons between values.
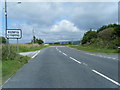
4;0;22;55
6;29;22;52
6;29;22;39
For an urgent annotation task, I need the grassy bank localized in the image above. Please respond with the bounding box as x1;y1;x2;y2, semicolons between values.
2;56;30;84
11;44;47;52
2;44;47;85
69;45;119;53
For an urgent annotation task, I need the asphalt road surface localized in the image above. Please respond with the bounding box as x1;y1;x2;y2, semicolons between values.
2;46;119;88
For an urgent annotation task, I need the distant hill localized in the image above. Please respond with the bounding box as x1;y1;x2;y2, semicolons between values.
47;40;80;45
60;41;80;45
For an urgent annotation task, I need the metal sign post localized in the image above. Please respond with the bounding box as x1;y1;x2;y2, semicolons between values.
17;38;19;52
5;0;10;55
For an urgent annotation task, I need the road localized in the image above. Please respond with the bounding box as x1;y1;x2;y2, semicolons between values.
2;46;119;88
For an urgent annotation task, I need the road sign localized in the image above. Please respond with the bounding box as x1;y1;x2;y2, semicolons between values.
6;29;22;39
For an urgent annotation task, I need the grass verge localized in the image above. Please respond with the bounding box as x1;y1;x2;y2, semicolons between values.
11;44;47;52
2;55;30;84
2;44;47;85
69;45;119;53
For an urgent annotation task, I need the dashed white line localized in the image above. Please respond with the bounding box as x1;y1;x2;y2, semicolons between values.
107;57;112;59
56;47;119;86
32;50;40;58
92;69;120;86
112;58;116;60
59;51;62;53
56;47;58;51
83;63;88;66
69;57;81;64
62;53;67;56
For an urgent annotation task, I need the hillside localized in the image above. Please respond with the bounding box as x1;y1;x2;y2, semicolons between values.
81;24;120;49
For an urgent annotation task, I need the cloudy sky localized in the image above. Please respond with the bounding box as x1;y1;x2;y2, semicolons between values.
1;1;118;43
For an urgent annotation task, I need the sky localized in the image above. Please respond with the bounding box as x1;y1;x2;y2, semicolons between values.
1;1;118;43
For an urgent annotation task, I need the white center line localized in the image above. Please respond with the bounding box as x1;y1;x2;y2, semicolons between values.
69;57;81;64
56;47;59;51
59;50;62;53
62;53;67;56
92;69;120;86
83;63;88;66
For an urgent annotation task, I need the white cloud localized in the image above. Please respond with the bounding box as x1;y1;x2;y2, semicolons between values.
2;2;117;43
50;20;80;32
5;0;120;2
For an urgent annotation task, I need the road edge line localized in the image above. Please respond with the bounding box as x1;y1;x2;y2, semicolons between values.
32;50;40;58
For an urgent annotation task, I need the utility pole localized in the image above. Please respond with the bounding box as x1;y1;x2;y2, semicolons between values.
4;0;22;54
5;0;10;55
32;28;35;44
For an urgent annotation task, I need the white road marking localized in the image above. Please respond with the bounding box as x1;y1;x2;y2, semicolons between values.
59;51;62;53
56;47;119;86
32;50;40;58
1;76;11;88
1;50;40;87
85;53;118;60
62;53;67;56
107;57;112;59
112;58;116;60
69;57;81;64
83;63;88;66
92;69;120;86
56;47;59;51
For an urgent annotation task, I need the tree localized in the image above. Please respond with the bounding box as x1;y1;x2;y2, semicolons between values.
113;25;120;37
31;36;37;43
36;39;44;45
97;24;118;33
31;36;44;44
81;30;97;44
33;36;36;43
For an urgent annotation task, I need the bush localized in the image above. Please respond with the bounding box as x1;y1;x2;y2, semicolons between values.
2;45;29;62
81;30;97;44
2;45;17;61
0;37;6;44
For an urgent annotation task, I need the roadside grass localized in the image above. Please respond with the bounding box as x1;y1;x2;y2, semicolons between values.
11;44;47;52
2;44;47;85
2;55;30;84
69;45;119;53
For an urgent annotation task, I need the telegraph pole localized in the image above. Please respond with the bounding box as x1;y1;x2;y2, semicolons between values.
5;0;10;55
32;28;35;44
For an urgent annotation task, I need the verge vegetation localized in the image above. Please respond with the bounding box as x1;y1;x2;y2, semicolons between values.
11;44;47;52
70;24;120;53
69;45;118;53
2;43;47;85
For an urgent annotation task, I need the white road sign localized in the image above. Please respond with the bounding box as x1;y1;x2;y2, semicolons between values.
6;29;22;39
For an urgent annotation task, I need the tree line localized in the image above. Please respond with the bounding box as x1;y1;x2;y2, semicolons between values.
0;36;44;45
